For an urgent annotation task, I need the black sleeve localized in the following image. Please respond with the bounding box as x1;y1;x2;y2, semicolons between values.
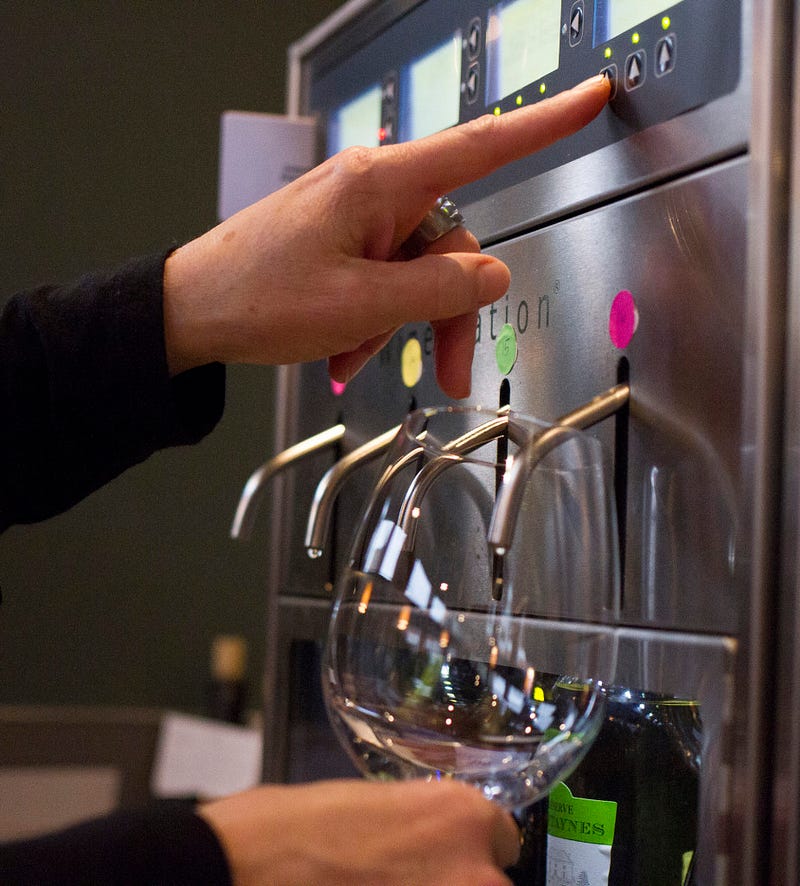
0;802;232;885
0;251;225;531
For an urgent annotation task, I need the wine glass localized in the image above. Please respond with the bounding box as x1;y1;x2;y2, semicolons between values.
322;404;619;809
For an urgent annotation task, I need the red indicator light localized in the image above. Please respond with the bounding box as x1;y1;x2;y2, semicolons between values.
378;127;387;142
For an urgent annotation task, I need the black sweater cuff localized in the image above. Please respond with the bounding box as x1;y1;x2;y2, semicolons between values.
0;251;225;529
0;802;232;885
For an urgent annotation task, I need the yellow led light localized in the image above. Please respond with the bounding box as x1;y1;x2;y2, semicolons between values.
604;46;612;59
632;31;640;44
539;82;546;95
493;106;501;116
662;16;671;30
516;94;523;106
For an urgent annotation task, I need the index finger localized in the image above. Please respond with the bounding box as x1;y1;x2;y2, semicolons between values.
385;73;611;204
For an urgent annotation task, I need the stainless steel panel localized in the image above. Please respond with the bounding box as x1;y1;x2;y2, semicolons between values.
767;0;800;881
275;161;747;630
262;596;358;783
476;159;747;631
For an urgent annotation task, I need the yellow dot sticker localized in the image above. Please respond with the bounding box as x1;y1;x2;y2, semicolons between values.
401;336;423;388
495;323;518;375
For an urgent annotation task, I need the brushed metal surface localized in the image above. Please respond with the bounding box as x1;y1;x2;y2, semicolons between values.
477;158;747;632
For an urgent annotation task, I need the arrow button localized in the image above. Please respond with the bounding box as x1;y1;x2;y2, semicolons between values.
465;63;479;104
569;2;584;46
467;19;481;58
656;35;676;76
625;50;646;91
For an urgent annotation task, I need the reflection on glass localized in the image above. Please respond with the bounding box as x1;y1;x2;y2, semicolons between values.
486;0;561;103
328;84;382;155
400;34;462;141
594;0;683;45
323;406;619;810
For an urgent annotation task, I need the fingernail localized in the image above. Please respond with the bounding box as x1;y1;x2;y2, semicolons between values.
477;259;511;306
573;73;610;92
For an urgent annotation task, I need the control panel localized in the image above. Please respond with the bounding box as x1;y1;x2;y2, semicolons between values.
308;0;741;207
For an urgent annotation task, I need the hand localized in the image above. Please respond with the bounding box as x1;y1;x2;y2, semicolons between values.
198;778;521;886
164;74;610;397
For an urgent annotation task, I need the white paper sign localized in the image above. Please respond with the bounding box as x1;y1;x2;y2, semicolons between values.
151;712;262;800
218;112;317;220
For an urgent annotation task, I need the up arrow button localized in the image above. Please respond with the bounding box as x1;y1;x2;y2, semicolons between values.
656;35;676;76
625;50;646;90
569;2;584;46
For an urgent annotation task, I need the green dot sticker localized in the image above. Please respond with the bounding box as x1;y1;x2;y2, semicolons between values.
401;336;423;388
495;323;518;375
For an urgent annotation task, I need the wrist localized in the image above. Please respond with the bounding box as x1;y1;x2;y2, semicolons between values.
163;240;216;376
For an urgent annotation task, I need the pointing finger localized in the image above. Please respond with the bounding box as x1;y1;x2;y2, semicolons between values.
386;74;610;207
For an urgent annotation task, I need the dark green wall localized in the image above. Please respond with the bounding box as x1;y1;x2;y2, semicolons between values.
0;1;344;712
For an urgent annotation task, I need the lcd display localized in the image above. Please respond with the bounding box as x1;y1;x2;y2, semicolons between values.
594;0;684;45
486;0;561;103
328;84;382;155
400;34;462;141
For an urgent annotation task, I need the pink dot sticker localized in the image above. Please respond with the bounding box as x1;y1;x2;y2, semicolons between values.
609;290;639;349
330;379;347;396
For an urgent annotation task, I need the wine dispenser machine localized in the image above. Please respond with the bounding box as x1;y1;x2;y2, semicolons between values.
228;0;800;882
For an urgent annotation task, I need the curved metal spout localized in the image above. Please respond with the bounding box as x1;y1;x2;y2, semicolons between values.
488;384;630;553
304;424;403;557
231;423;346;541
397;413;530;543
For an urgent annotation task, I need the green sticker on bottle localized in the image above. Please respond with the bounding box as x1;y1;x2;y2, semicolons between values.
682;850;694;885
547;782;618;846
495;323;517;375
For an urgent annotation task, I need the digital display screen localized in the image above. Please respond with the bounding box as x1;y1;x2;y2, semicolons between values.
594;0;683;45
328;84;382;155
486;0;561;103
400;34;462;141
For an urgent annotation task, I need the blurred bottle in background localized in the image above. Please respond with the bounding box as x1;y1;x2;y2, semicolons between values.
207;635;248;725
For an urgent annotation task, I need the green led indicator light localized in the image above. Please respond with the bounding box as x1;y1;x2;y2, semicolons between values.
516;94;523;106
539;82;546;95
662;16;671;30
493;106;501;116
604;46;613;59
632;31;640;44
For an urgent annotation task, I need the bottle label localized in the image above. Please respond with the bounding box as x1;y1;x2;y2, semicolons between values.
682;851;694;885
546;782;618;885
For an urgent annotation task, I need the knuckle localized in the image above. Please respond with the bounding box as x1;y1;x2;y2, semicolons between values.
322;146;389;247
332;145;381;188
430;255;471;315
464;111;504;142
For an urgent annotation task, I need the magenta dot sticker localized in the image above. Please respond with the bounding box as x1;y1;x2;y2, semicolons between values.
609;290;639;349
330;378;347;396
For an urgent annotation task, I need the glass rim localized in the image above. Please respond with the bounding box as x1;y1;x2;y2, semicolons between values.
399;403;595;469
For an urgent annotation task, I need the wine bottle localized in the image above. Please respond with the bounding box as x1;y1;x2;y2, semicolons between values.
544;687;701;886
207;634;248;724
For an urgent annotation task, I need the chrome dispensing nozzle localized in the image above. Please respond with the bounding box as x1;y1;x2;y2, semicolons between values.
396;412;529;543
231;423;346;541
488;384;630;554
303;424;403;558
